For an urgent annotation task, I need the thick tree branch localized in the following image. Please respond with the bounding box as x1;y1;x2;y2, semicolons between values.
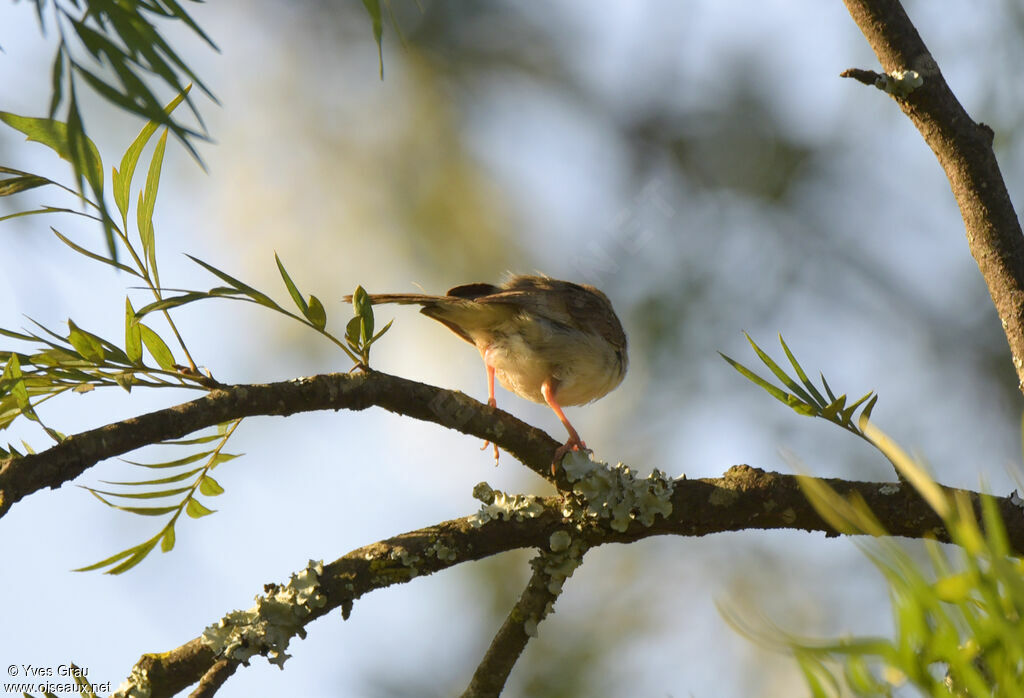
115;465;1024;697
842;0;1024;392
0;371;563;519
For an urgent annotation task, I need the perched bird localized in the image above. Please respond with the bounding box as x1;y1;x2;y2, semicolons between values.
353;275;628;472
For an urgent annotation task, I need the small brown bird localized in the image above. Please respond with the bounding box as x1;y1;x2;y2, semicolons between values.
354;275;628;471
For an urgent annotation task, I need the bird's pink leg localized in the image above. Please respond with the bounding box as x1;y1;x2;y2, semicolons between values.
480;362;499;464
542;379;588;474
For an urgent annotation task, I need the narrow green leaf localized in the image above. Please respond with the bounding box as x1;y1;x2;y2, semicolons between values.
139;324;175;370
0;204;103;224
820;372;837;402
794;652;838;698
306;294;327;330
821;395;846;421
137;129;168;284
71;669;97;698
840;391;874;426
3;354;30;410
160;525;176;553
52;227;139;276
210;452;241;466
65;89;105;202
345;316;361;349
858;395;879;428
73;537;157;573
199;474;224;496
353;286;374;342
0;327;37;342
101;467;204;487
980;493;1010;557
719;352;795;407
86;486;191;500
113;371;134;393
67;18;199;146
0;173;51;196
74;61;163;127
114;87;191;222
43;427;65;445
361;0;385;78
160;0;219;49
72;669;97;697
69;18;127;64
743;333;815;406
122;450;212;469
67;319;105;363
369;318;393;344
134;291;218;319
66;86;118;262
49;45;66;118
106;536;162;574
0;111;101;189
275;253;308;315
125;297;143;364
186;255;284;311
96;335;132;366
778;334;827;407
85;490;178;516
30;348;86;369
160;433;223;446
185;497;215;518
24;318;70;348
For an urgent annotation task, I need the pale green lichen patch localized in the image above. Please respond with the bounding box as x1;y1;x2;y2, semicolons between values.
560;452;675;532
387;546;423;577
876;69;922;97
425;537;457;563
549;530;571;552
200;560;327;669
112;666;151;698
469;482;546;527
535;536;588;596
520;537;590;637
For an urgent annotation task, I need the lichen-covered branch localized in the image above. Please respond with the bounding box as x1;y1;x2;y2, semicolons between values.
841;0;1024;392
114;504;564;698
0;371;563;519
460;548;582;698
112;462;1024;697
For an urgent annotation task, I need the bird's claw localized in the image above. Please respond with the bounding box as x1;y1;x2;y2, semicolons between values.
551;438;590;476
480;439;500;465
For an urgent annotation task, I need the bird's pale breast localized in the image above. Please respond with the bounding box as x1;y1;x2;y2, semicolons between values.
478;312;626;406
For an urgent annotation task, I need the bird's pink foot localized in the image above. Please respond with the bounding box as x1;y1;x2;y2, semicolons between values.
551;436;590;476
481;395;499;465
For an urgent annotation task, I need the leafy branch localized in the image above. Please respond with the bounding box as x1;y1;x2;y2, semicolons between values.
8;0;217;260
75;419;242;574
0;89;217;456
726;426;1024;697
131;256;392;369
0;316;194;459
720;333;879;443
0;89;393;569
